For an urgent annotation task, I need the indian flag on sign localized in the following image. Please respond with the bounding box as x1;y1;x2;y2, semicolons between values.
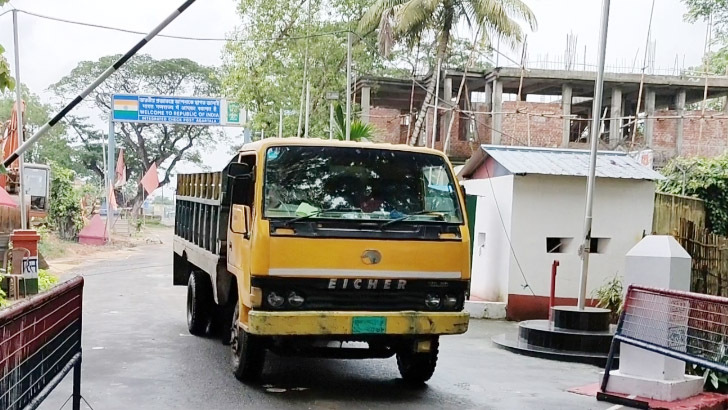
112;95;139;121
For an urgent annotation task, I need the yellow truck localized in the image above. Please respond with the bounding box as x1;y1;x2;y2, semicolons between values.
173;138;470;383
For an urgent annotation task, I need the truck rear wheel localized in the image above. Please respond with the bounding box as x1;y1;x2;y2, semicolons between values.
396;337;439;384
187;271;213;336
231;302;265;382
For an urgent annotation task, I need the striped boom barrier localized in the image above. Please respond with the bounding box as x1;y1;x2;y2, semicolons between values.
2;0;198;169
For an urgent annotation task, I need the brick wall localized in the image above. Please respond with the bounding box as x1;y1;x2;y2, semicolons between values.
369;107;405;144
653;109;728;159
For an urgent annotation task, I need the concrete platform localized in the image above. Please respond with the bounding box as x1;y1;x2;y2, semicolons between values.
570;382;728;410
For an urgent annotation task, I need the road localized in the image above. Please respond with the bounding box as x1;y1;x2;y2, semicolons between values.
38;236;612;410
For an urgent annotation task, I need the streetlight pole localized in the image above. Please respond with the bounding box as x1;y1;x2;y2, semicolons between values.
577;0;611;310
345;31;352;141
12;10;27;230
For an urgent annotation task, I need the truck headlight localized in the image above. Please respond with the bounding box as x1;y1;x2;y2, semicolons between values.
267;291;285;308
443;294;458;309
287;291;305;308
424;293;441;309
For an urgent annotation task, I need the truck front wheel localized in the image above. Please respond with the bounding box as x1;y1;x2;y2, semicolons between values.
396;337;439;384
230;303;265;382
187;271;212;336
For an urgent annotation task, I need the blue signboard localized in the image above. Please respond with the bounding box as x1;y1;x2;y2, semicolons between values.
112;94;223;125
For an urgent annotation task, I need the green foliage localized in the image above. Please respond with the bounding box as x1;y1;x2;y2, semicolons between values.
38;269;58;292
688;362;728;392
591;275;623;322
0;86;78;171
48;165;85;240
332;103;374;141
658;156;728;235
222;0;400;139
0;0;12;91
0;280;6;308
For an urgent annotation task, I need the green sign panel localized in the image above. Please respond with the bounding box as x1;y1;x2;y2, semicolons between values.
227;102;241;123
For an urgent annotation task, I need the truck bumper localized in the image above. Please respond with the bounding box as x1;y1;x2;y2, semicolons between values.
247;310;469;336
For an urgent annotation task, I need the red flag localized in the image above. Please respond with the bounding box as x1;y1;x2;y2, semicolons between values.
108;185;117;211
114;148;126;188
140;163;159;195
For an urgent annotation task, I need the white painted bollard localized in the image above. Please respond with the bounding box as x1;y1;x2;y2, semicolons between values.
605;235;704;401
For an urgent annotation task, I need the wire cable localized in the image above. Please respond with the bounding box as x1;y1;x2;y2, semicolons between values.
16;9;348;43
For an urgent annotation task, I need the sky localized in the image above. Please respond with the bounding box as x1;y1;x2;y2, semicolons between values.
0;0;711;194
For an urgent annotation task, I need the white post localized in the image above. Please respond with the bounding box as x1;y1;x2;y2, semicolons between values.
304;81;311;138
106;116;115;243
12;10;27;230
577;0;611;310
329;101;334;140
278;108;283;138
345;31;352;141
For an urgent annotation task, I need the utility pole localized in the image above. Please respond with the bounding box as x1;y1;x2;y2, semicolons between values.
106;116;115;243
329;102;334;139
345;31;352;141
304;81;311;138
577;0;611;310
431;58;442;149
278;108;283;138
12;10;27;229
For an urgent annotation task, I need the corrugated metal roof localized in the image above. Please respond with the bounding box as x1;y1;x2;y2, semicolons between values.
479;145;664;180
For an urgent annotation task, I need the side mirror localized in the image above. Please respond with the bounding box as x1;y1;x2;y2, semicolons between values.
231;204;251;236
229;162;251;178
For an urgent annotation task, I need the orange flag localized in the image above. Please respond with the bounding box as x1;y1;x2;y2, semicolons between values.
140;163;159;195
108;185;117;210
114;148;126;188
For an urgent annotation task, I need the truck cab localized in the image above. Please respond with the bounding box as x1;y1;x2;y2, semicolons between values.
174;138;470;384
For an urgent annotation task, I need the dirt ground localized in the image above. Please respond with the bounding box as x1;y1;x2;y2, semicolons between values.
43;225;173;278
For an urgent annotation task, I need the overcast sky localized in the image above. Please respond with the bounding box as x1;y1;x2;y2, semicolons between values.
0;0;711;189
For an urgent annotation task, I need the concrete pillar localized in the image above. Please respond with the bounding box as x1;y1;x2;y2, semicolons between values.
484;83;492;110
444;77;453;143
492;80;503;145
609;87;622;146
645;88;656;147
361;86;371;125
605;236;703;402
675;90;686;156
561;84;572;147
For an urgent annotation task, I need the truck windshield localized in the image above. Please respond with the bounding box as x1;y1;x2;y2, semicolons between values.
263;145;463;224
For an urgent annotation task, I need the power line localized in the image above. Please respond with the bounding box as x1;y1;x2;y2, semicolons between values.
15;9;348;43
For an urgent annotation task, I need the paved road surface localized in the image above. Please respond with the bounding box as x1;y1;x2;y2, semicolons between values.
38;238;612;410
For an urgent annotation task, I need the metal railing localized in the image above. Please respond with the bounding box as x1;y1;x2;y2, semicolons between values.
0;276;84;410
598;285;728;407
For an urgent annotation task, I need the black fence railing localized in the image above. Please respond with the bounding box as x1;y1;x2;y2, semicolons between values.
0;276;84;410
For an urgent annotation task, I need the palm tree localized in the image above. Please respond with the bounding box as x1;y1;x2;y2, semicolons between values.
359;0;537;146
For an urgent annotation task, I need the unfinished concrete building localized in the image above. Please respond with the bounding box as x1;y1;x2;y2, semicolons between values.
355;68;728;165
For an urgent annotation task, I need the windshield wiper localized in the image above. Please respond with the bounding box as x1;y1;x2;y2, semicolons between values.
283;207;362;226
380;210;445;228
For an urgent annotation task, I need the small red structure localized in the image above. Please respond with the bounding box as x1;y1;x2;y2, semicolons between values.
78;214;107;246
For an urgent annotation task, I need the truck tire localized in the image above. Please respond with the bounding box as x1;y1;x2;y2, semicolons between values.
231;302;265;382
187;271;213;336
396;337;439;384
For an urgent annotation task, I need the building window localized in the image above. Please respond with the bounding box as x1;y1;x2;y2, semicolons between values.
546;237;572;253
590;237;610;254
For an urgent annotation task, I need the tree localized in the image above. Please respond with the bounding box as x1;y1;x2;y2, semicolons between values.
0;86;80;172
222;0;398;140
51;55;225;214
0;1;12;91
659;155;728;235
359;0;536;145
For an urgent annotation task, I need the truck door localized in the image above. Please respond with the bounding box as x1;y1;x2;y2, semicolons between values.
227;155;256;276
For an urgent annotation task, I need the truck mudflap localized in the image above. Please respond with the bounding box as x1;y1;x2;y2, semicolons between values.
246;311;469;336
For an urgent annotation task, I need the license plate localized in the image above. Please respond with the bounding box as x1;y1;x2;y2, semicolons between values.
352;316;387;334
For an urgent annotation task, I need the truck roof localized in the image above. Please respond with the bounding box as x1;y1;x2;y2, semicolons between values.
238;138;450;158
